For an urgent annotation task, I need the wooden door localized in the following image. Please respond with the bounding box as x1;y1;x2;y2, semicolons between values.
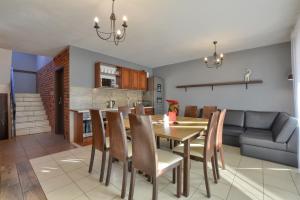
138;71;147;90
130;70;139;89
121;68;130;89
55;68;64;135
0;94;8;140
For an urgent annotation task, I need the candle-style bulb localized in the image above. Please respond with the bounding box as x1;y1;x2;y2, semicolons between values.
220;53;224;58
204;57;208;62
116;29;122;35
94;17;99;23
122;16;128;22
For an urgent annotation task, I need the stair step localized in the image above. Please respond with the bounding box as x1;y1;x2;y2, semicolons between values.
16;110;46;117
16;101;43;107
16;126;51;136
15;93;40;98
16;106;44;112
16;97;42;102
16;115;48;123
16;120;49;129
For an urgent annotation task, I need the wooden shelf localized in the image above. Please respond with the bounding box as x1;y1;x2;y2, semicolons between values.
176;80;263;91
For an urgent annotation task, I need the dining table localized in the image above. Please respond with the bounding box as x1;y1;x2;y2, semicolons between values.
123;115;208;197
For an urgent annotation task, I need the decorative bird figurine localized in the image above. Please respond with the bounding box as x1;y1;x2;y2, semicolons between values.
244;68;252;82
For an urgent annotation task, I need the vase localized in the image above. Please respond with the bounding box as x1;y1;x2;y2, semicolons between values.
168;111;177;122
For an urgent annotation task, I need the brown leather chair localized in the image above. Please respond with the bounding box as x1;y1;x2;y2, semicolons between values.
128;114;183;200
202;106;217;119
118;105;131;117
89;109;109;182
135;104;145;115
216;109;227;170
173;111;220;198
184;105;198;118
105;111;132;199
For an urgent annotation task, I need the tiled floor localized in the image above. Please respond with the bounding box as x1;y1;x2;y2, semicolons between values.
30;142;300;200
0;133;76;200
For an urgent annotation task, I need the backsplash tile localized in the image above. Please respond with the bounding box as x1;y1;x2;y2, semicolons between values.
70;87;143;110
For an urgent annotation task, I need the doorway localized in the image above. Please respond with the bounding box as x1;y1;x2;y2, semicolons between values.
0;94;8;140
55;68;64;135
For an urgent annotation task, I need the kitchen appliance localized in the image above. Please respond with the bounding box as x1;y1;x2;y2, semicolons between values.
143;76;164;114
107;100;116;108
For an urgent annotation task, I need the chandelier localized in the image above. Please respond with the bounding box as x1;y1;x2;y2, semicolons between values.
204;41;224;68
93;0;128;46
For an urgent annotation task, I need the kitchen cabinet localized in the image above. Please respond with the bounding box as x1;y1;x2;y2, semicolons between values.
120;67;131;89
138;71;147;90
130;70;139;90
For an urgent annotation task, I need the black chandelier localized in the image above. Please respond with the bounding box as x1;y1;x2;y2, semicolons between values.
204;41;224;68
93;0;128;46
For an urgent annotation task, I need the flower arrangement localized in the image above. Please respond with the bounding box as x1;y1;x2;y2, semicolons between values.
166;99;179;122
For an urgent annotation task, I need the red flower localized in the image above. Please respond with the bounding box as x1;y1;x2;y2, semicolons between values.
166;99;179;104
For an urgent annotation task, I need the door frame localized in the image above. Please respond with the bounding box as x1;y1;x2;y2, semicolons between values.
55;67;64;135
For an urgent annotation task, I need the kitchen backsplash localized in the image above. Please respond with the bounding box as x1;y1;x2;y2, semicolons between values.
70;86;143;110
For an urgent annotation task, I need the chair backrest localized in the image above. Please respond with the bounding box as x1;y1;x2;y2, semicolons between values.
128;114;157;176
184;105;198;118
216;109;227;149
202;106;217;119
90;109;107;151
204;111;220;159
118;105;131;117
135;104;145;115
106;111;129;161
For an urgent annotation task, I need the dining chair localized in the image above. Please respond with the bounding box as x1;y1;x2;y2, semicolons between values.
89;109;110;182
118;105;131;117
184;105;198;118
128;114;183;200
105;111;132;199
135;104;145;115
202;106;217;119
173;111;220;198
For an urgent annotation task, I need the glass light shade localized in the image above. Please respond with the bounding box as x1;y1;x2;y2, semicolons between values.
123;16;128;22
116;30;122;35
94;17;99;23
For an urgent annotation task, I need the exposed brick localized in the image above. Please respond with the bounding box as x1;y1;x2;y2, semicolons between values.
37;48;70;140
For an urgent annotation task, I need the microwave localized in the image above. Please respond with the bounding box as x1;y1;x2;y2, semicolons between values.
101;75;116;87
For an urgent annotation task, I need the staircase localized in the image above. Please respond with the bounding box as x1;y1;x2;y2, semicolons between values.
15;93;51;136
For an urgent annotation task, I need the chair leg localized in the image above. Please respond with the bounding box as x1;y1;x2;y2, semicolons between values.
88;146;95;173
172;168;176;184
176;163;182;198
156;136;160;149
121;161;128;199
100;150;106;182
211;156;218;184
170;139;173;149
105;155;113;186
203;161;211;198
214;148;220;179
219;147;226;170
129;168;136;200
152;177;158;200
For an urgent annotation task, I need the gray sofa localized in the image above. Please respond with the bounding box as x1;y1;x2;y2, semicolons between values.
223;110;298;167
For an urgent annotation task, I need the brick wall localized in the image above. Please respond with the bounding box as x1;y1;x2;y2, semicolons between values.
37;48;70;140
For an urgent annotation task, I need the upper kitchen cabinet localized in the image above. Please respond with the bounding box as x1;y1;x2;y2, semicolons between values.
138;71;147;90
120;67;131;89
130;69;139;90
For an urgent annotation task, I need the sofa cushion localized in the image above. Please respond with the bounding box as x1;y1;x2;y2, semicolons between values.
273;115;298;143
223;125;245;137
272;113;289;134
245;111;278;129
240;128;286;151
224;110;245;127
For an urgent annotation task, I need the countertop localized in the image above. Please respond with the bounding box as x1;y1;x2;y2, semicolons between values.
70;106;154;113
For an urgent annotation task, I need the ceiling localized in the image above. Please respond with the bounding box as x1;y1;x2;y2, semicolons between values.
0;0;299;68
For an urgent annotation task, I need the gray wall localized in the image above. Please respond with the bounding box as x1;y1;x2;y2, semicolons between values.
0;48;12;87
70;46;152;88
153;42;294;115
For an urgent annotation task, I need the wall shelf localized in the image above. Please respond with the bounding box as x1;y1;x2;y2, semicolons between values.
176;80;263;91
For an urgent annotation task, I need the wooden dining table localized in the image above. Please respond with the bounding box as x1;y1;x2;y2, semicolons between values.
123;115;208;197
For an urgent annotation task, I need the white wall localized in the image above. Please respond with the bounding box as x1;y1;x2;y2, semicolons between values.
0;48;12;92
153;42;293;115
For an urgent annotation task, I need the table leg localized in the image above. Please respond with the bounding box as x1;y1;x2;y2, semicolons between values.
183;139;190;197
156;136;160;149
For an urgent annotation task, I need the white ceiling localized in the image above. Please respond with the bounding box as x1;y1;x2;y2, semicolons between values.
0;0;299;68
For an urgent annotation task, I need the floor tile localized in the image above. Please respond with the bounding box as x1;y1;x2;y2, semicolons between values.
46;183;83;200
86;184;119;200
39;174;73;194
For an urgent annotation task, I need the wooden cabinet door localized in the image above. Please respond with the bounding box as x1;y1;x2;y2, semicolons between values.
121;68;130;89
130;70;139;90
138;71;147;90
145;107;154;115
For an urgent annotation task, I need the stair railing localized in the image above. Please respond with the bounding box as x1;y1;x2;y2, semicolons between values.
10;67;16;138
